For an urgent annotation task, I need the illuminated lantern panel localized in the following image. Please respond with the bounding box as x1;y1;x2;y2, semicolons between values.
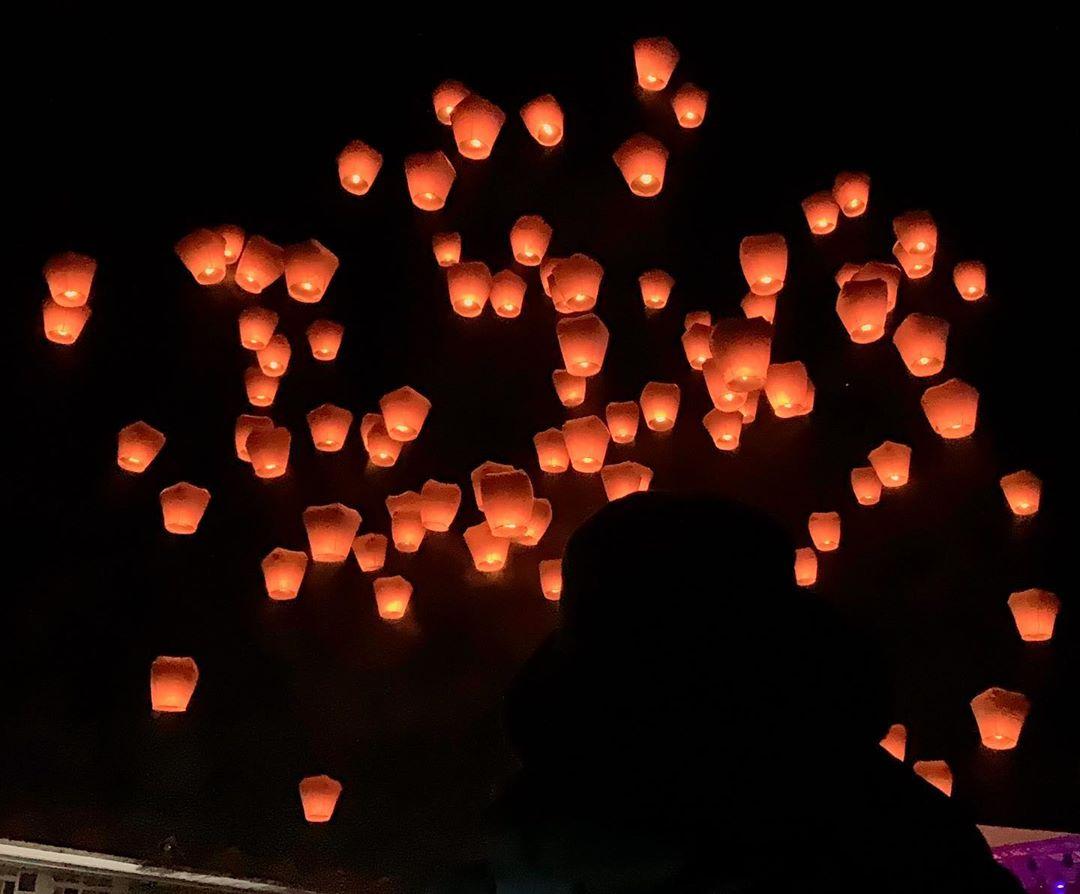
892;240;934;280
117;421;166;473
913;761;952;797
360;414;402;467
244;367;279;408
373;576;413;621
740;292;777;324
639;269;674;310
851;262;901;312
764;361;814;418
239;306;279;350
808;511;841;552
612;134;668;197
337;140;383;196
520;94;564;146
702;360;749;412
970;687;1031;750
893;210;938;256
261;548;308;601
833;171;870;217
633;36;679;90
868;441;912;488
538;559;563;601
380;386;431;442
892;313;949;377
739;234;787;296
480;470;535;537
175;228;228;285
601;461;653;501
836;279;889;343
471;461;517;511
352;533;388;573
515;498;552;547
684;310;711;329
284;239;338;303
681;323;713;370
640;382;680;432
703;409;743;451
451;94;506;160
432;232;462;267
1008;588;1061;642
404;151;457;211
299;775;342;823
307;404;353;452
492;269;527;318
247;425;291;479
739;390;761;424
1000;470;1041;516
562;416;610;472
447;261;492;318
605;401;640;444
954;260;987;301
921;379;979;439
44;251;96;306
880;724;907;761
710;318;774;391
235;236;284;295
307;319;344;361
464;522;510;573
257;334;292;378
150;656;199;713
671;82;708;127
386;491;425;553
549;254;604;313
801;191;840;235
420;480;462;532
794;548;818;587
218;224;244;265
557;313;609;376
850;466;882;506
510;215;552;266
534;428;570;473
160;482;211;535
552;369;587;407
433;79;469;125
235;415;273;462
303;504;362;563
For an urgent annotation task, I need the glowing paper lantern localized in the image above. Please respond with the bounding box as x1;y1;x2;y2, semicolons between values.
892;240;934;279
386;491;426;553
175;228;227;285
549;254;604;313
534;428;570;473
257;334;291;378
612;134;668;197
681;323;713;370
40;299;90;346
868;441;911;488
605;401;640;444
520;94;564;146
404;151;456;211
633;36;679;90
836;279;889;343
601;461;653;501
638;269;674;311
433;79;469;125
44;251;96;306
306;404;352;452
801;191;840;235
684;310;711;329
284;239;338;302
420;480;462;531
764;362;814;418
299;776;342;823
117;421;165;473
239;306;278;350
235;235;284;294
307;319;344;361
808;511;840;551
739;390;761;424
516;498;553;547
480;470;536;536
703;409;742;451
893;210;937;256
538;559;563;601
833;171;870;217
740;234;787;296
552;369;586;407
150;656;199;713
471;461;517;511
1008;589;1060;642
492;269;527;318
352;533;388;572
373;576;412;621
218;225;244;264
954;261;987;301
557;313;609;376
850;262;901;313
539;256;563;298
247;425;291;479
464;522;510;572
360;414;402;467
562;416;610;472
433;232;462;267
303;504;361;562
451;94;506;160
160;482;211;534
235;415;272;462
913;761;952;796
970;687;1030;750
709;318;773;391
740;293;777;324
850;467;882;506
447;261;492;317
794;548;818;587
671;82;708;127
380;386;431;442
261;548;308;601
702;360;748;411
880;724;906;761
640;382;680;431
337;140;383;195
244;367;279;408
1000;471;1041;516
510;215;552;266
892;313;949;376
921;379;979;439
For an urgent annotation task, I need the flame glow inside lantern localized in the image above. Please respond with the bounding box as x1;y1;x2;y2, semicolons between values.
850;467;882;506
605;401;640;444
892;313;949;376
235;235;284;294
510;215;552;266
299;775;342;823
557;313;609;376
520;94;564;146
451;94;506;160
764;362;814;418
794;548;818;587
337;140;383;195
893;240;934;280
433;232;462;267
671;82;708;127
640;382;680;431
549;254;604;313
563;416;610;472
516;499;552;547
801;191;840;235
239;306;278;350
954;261;987;301
307;319;344;361
880;724;906;761
117;421;165;473
447;261;492;318
160;483;211;534
921;379;979;439
387;492;425;553
834;171;871;217
710;318;774;391
552;369;587;407
681;324;713;370
740;293;777;325
404;151;457;211
41;303;88;348
235;415;272;462
465;522;510;572
244;367;279;408
601;461;653;501
175;228;228;285
307;404;352;452
703;409;743;451
303;504;361;562
1008;589;1061;642
150;656;199;713
836;279;888;343
261;548;308;601
373;575;413;620
893;210;938;256
539;559;563;601
740;234;788;296
284;240;338;302
257;334;291;378
433;79;470;125
480;470;535;536
868;441;911;488
471;461;517;511
420;480;462;531
913;761;952;796
379;386;431;442
633;36;679;90
808;511;841;551
352;533;388;572
852;262;902;312
702;360;748;411
360;414;402;467
492;269;527;318
247;426;291;479
638;269;674;310
970;687;1031;750
534;428;570;473
612;134;669;197
1000;471;1041;516
218;224;244;264
44;252;96;306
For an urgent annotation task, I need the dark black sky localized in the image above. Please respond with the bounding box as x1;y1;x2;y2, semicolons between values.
6;19;1077;893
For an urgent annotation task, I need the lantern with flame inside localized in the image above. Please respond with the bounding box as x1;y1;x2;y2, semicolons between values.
387;491;426;553
553;370;586;407
117;422;165;473
471;461;517;511
921;379;978;439
681;323;712;370
549;254;604;313
563;416;610;472
337;140;382;195
1008;589;1060;642
352;533;388;573
307;319;343;361
764;362;814;418
492;269;527;318
633;36;679;90
150;656;198;713
601;462;653;501
303;504;361;562
893;314;948;377
405;151;456;210
374;576;412;621
913;761;952;796
794;548;818;587
307;404;352;452
284;240;338;302
299;776;341;823
261;548;308;601
836;279;888;343
516;499;553;547
510;215;552;266
671;83;708;127
534;429;570;473
175;229;228;285
433;232;462;267
740;234;787;296
954;261;986;301
970;687;1030;750
481;470;535;537
868;441;911;488
244;367;279;408
1000;471;1041;516
380;386;431;442
880;724;907;761
465;522;510;573
801;192;840;235
44;252;96;306
892;240;934;279
218;225;244;264
520;94;564;146
539;559;562;601
451;94;506;160
235;415;272;462
557;314;609;376
702;360;749;412
893;210;937;257
605;401;640;444
360;414;402;467
850;467;882;506
808;511;841;552
833;171;870;217
741;293;777;325
447;261;492;317
710;318;773;391
40;299;89;344
703;409;742;451
239;306;278;350
257;334;291;378
433;80;469;125
160;483;211;534
638;269;674;310
235;236;284;294
685;310;711;329
247;426;291;479
613;134;668;197
640;382;680;431
420;480;461;531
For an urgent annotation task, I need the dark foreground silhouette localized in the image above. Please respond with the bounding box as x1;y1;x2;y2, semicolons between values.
434;493;1021;893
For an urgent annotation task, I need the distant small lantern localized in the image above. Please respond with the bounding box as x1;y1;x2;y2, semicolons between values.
520;94;564;146
244;367;279;408
557;313;609;376
150;656;199;713
235;415;273;462
303;504;362;562
563;416;610;472
405;151;457;211
433;232;462;267
794;548;818;587
681;323;713;370
534;428;570;473
480;470;536;536
257;334;292;377
160;482;211;534
850;467;882;506
307;404;353;452
549;254;604;313
764;361;815;418
492;269;527;318
44;251;96;306
684;310;711;329
954;261;987;301
710;318;774;391
892;240;934;279
360;414;402;467
471;461;517;510
880;724;906;761
833;171;870;217
921;379;979;439
284;239;338;302
218;224;244;264
380;386;431;442
247;425;291;479
893;210;938;257
633;36;679;90
740;292;777;324
516;498;553;547
420;480;462;531
612;134;668;197
671;82;708;127
261;548;308;601
638;269;674;310
552;369;587;407
1000;471;1041;516
836;279;888;343
386;491;426;553
307;319;344;361
702;359;749;411
433;79;469;125
640;382;680;431
970;687;1030;751
175;228;228;285
464;522;510;573
299;775;342;823
605;401;640;444
538;559;563;601
510;215;552;266
337;140;383;195
703;409;742;451
601;461;653;501
451;94;506;160
808;511;841;552
1008;589;1061;642
913;760;952;796
447;260;492;317
234;235;284;294
869;441;912;488
739;390;761;424
892;313;949;376
239;306;278;350
740;234;787;296
374;576;413;621
352;533;388;572
801;191;840;235
117;421;166;473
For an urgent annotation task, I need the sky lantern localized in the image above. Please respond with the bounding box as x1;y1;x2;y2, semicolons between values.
447;260;492;317
44;251;96;306
999;471;1041;516
794;548;818;587
464;522;510;573
513;499;552;548
218;224;244;264
869;441;911;488
303;504;361;562
801;191;840;235
892;313;949;376
380;386;431;442
764;361;814;418
284;239;338;302
261;548;308;601
740;233;787;296
492;269;527;318
892;240;934;279
117;421;166;473
880;724;907;761
539;256;563;298
836;279;888;343
563;416;610;472
373;576;413;621
299;775;342;823
432;232;462;268
605;401;640;444
386;491;426;553
433;79;469;125
306;404;353;452
42;300;88;346
471;461;517;510
235;415;273;462
601;461;653;501
970;687;1031;750
921;379;979;439
893;210;938;256
480;470;536;536
509;215;552;266
638;269;674;310
420;480;462;531
534;428;570;473
552;369;587;407
239;306;278;350
352;533;388;573
557;313;609;376
913;761;952;796
337;140;383;195
246;425;291;479
150;656;199;713
640;382;680;431
451;94;506;160
685;311;711;331
633;36;679;90
612;134;668;197
850;467;882;506
671;82;708;127
360;414;402;467
306;319;344;361
244;367;279;408
257;334;292;378
175;228;228;285
739;390;761;424
538;559;563;601
833;171;870;217
703;409;742;451
1008;589;1060;642
808;511;841;552
850;262;901;312
954;261;987;301
702;360;748;411
549;254;604;313
709;318;774;391
404;151;457;211
234;235;284;294
681;323;713;370
740;292;777;324
160;482;211;534
520;94;564;146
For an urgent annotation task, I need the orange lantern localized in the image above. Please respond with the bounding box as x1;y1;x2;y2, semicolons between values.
239;306;278;350
284;239;338;302
509;215;552;266
557;313;609;376
307;404;352;452
740;293;777;324
880;724;907;761
150;656;199;713
244;366;279;408
801;191;840;235
639;382;680;431
740;234;787;296
433;79;470;125
764;362;814;418
307;319;344;361
404;150;456;210
892;313;949;376
612;134;668;197
601;461;653;501
451;94;506;160
970;687;1030;750
710;318;774;391
681;323;713;370
520;94;564;146
492;269;527;318
913;761;952;796
247;425;291;479
850;466;882;506
539;256;563;298
921;379;978;439
432;232;462;267
685;310;712;329
257;334;291;378
702;359;749;411
552;369;587;407
892;240;934;279
538;559;563;601
516;498;553;547
373;575;413;621
549;254;604;313
447;260;492;317
703;409;742;451
39;299;86;343
739;390;761;424
836;279;888;343
1008;589;1060;642
352;533;388;573
160;482;211;534
633;36;679;90
808;511;841;552
869;441;911;488
360;414;402;467
562;416;610;472
337;140;383;195
386;491;426;553
471;461;517;511
893;210;937;256
464;522;510;573
534;428;570;473
175;228;228;285
299;775;342;823
850;262;901;312
605;401;640;444
303;504;361;562
234;235;284;295
380;386;431;442
420;480;462;531
833;171;870;217
261;548;308;601
1000;471;1041;516
117;421;165;473
218;224;244;264
671;82;708;127
480;470;536;536
638;269;674;310
44;251;96;306
794;547;818;587
953;261;987;301
235;415;273;462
